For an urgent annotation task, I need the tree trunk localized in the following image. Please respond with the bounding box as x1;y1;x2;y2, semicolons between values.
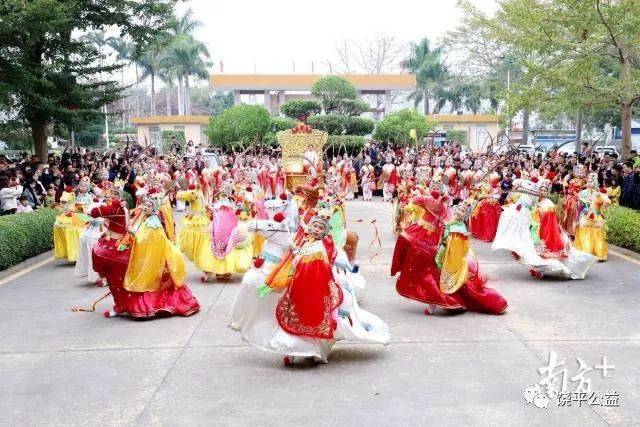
135;64;140;118
121;68;126;127
31;120;48;161
150;72;156;115
575;109;583;154
166;82;172;115
177;76;184;116
522;108;530;145
185;75;191;115
621;101;633;161
423;88;429;115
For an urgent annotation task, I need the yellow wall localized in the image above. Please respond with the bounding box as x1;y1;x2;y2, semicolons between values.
436;122;499;152
211;74;416;91
136;123;208;148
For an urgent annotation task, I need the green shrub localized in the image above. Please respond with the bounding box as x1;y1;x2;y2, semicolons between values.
344;116;375;135
0;208;57;271
446;129;467;145
606;206;640;253
161;130;186;153
207;105;270;147
312;76;357;113
280;100;321;120
337;98;370;116
307;115;375;136
269;117;298;133
373;108;436;143
307;115;347;135
325;135;366;155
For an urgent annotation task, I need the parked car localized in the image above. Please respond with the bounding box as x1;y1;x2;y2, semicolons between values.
203;151;219;168
593;145;619;158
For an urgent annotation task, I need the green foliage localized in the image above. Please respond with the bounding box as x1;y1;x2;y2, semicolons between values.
606;206;640;253
374;109;436;143
307;115;375;136
161;130;185;152
0;122;33;151
307;115;347;135
336;98;370;116
0;208;57;271
404;38;448;114
206;104;270;147
460;0;640;159
446;129;467;145
311;76;357;113
0;0;176;160
269;117;298;133
209;91;235;116
280;100;322;120
325;135;366;156
344;116;375;136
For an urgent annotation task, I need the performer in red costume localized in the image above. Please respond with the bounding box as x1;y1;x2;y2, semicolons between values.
91;197;131;296
91;194;200;319
469;181;502;242
391;189;507;315
275;215;343;340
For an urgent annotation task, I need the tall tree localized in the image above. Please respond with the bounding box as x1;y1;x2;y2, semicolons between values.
137;41;166;116
165;8;204;116
461;0;640;159
107;37;135;126
403;38;448;115
162;35;210;115
0;0;176;159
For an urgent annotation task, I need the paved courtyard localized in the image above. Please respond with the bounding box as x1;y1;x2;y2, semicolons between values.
0;200;638;426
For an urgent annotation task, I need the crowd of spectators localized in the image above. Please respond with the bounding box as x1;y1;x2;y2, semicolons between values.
2;139;640;215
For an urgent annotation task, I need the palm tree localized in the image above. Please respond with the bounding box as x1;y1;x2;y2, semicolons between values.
162;35;210;115
82;31;110;145
170;8;202;37
137;44;164;116
107;37;135;126
164;9;206;115
404;38;448;115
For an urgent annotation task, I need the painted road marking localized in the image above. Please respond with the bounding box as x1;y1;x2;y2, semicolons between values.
0;257;54;287
608;248;640;267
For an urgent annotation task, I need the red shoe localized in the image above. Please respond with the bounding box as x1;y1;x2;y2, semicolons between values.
200;275;207;283
424;304;436;315
103;310;111;318
529;269;544;279
283;356;293;366
95;279;106;287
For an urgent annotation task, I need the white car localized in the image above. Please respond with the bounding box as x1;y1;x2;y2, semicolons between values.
594;146;619;158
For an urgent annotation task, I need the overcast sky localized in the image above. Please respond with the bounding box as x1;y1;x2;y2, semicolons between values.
178;0;498;74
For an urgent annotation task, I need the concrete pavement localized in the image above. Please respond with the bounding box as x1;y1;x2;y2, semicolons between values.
0;199;638;426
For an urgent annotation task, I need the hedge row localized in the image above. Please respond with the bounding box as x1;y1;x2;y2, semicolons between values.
605;206;640;253
0;208;57;271
307;115;375;136
549;197;640;253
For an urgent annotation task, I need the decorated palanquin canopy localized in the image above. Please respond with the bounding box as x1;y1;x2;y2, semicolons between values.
277;127;327;191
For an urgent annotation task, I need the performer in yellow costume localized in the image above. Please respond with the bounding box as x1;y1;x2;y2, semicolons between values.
198;183;253;281
176;183;210;261
574;173;611;261
53;183;91;262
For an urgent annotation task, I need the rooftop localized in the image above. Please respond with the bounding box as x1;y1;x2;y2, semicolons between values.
431;114;500;123
210;74;416;91
131;115;211;125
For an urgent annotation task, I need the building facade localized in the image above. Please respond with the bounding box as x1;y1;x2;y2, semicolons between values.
131;115;210;150
210;74;416;117
431;114;501;152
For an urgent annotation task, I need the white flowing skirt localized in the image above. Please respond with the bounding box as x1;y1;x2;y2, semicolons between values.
492;205;596;280
229;267;389;362
74;227;102;283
